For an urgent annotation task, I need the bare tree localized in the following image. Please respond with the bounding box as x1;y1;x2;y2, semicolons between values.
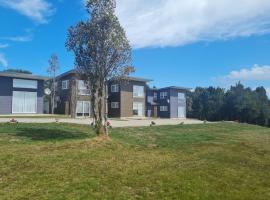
47;54;60;114
66;0;133;136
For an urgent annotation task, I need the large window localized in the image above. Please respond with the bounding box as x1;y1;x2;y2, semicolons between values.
62;80;69;90
78;80;90;95
133;85;144;97
13;79;37;89
133;102;144;116
12;91;37;114
76;101;90;117
111;84;119;93
160;106;168;112
178;93;185;100
160;92;168;99
111;102;119;109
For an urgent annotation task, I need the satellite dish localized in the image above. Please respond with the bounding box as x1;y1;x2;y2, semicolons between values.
44;88;51;95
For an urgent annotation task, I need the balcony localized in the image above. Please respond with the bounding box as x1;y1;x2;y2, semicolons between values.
78;89;91;96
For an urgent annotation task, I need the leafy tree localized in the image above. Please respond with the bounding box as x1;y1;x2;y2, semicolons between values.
47;54;60;114
66;0;133;136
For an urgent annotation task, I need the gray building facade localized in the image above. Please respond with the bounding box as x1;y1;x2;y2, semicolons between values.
0;72;46;115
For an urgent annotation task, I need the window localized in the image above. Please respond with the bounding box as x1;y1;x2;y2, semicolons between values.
133;102;144;116
62;80;69;90
160;106;168;112
76;101;90;117
78;80;90;95
133;85;144;97
111;102;119;109
111;84;119;93
160;92;168;99
13;79;37;89
178;93;185;100
12;91;37;114
153;92;157;100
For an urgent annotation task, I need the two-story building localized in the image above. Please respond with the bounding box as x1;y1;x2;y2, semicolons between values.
108;77;151;118
55;70;91;117
146;86;190;118
0;71;47;115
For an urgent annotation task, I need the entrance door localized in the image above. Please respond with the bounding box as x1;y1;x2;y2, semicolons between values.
12;91;37;114
178;106;185;118
76;101;90;117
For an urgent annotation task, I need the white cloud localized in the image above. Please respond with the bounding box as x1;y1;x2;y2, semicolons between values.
0;43;9;48
1;35;32;42
115;0;270;48
0;53;8;68
0;0;54;23
224;65;270;81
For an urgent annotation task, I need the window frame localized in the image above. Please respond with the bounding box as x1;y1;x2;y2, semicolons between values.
111;102;119;109
160;106;168;112
111;84;119;93
62;80;69;90
133;85;144;98
160;92;168;99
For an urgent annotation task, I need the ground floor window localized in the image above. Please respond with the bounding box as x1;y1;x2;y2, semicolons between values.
12;91;37;114
160;106;168;112
111;102;119;109
133;102;144;117
76;101;90;117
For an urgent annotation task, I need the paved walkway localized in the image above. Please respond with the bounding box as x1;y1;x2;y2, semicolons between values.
0;117;203;128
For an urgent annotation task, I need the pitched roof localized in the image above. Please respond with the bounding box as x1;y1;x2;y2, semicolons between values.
0;72;48;80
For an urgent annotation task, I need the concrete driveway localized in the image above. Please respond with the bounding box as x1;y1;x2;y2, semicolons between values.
0;117;203;128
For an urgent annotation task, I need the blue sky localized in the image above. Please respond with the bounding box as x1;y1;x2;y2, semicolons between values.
0;0;270;96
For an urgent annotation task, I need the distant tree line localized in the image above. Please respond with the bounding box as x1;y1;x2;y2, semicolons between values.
187;83;270;127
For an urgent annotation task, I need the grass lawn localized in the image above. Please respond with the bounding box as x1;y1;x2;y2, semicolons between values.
0;122;269;199
0;115;69;119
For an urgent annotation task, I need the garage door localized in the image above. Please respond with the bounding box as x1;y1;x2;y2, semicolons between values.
178;106;186;118
12;91;37;114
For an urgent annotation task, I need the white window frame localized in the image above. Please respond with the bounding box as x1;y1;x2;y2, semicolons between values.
178;93;185;100
160;106;168;112
111;84;119;93
160;92;168;99
76;101;91;117
62;80;69;90
133;85;144;98
111;102;119;109
13;79;37;89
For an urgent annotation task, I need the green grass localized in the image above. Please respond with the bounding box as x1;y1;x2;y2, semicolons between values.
0;122;269;199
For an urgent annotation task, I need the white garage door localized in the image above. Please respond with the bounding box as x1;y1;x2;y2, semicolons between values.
12;91;37;114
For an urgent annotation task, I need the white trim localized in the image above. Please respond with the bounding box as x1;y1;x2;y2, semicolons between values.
62;80;69;90
111;84;119;93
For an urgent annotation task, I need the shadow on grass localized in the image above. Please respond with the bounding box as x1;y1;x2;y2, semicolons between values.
14;127;89;141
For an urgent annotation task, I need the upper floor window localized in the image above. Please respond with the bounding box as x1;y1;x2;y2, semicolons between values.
160;92;168;99
178;93;185;100
153;92;157;100
111;84;119;93
78;80;87;90
13;79;37;89
62;80;69;90
160;106;168;112
133;85;144;97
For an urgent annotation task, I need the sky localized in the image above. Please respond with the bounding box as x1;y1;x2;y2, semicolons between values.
0;0;270;96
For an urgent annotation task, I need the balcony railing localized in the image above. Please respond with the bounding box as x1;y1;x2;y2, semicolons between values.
78;89;91;96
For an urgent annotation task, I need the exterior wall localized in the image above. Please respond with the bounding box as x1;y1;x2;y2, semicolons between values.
169;89;186;118
108;81;121;118
120;80;146;117
0;77;12;114
0;76;44;114
157;88;171;118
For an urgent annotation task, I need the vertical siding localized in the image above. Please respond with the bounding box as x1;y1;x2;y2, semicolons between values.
170;89;186;118
157;88;170;118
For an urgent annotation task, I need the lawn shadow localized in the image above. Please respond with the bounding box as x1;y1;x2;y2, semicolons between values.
14;127;90;141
